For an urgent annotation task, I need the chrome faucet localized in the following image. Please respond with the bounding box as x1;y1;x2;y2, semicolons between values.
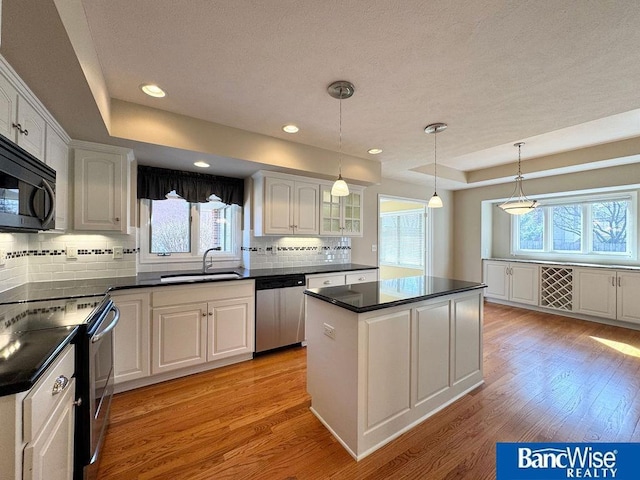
202;247;222;272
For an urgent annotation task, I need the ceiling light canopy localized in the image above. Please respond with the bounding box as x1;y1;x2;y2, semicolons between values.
282;124;299;133
368;148;383;155
140;83;166;98
194;161;210;168
425;122;447;208
328;81;354;197
498;142;538;215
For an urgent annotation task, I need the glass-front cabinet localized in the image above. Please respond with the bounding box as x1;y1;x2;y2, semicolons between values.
320;184;363;236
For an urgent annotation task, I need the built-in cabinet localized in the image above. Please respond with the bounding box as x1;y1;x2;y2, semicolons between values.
111;292;151;384
253;174;319;235
1;55;71;233
0;344;76;480
72;141;134;232
483;259;640;326
252;171;364;237
483;260;539;305
306;269;378;289
574;268;640;324
319;184;364;236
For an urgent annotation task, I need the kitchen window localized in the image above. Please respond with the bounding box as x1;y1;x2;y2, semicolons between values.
380;209;425;268
139;192;241;265
512;192;636;260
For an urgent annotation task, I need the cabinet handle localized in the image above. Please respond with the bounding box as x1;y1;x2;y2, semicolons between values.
114;217;120;222
23;128;29;136
73;398;83;407
359;277;366;281
202;312;207;317
52;375;69;395
12;122;23;134
611;276;615;287
208;312;213;316
323;280;332;285
618;276;621;287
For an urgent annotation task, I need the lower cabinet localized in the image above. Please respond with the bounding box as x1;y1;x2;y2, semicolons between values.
150;280;255;376
574;268;640;324
111;292;151;383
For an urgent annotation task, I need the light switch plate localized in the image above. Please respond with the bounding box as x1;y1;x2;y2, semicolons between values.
66;246;78;259
0;250;6;266
113;246;124;259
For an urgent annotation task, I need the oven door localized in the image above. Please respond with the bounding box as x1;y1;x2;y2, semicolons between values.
88;303;119;467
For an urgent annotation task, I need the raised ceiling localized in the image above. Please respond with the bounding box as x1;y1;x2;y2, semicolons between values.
2;0;640;189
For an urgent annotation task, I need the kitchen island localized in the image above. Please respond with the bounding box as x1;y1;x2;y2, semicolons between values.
304;276;486;460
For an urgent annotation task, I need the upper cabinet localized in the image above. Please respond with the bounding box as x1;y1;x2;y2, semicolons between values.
45;129;69;231
72;141;134;233
319;184;363;236
252;171;363;237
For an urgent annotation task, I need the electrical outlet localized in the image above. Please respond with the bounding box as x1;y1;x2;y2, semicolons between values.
271;245;278;255
257;247;266;255
66;246;78;259
113;246;124;259
0;249;6;267
323;323;336;339
371;244;377;252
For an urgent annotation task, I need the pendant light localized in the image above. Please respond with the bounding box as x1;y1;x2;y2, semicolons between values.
328;81;354;197
424;122;447;208
498;142;538;215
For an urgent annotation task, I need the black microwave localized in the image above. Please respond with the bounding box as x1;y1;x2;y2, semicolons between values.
0;134;56;232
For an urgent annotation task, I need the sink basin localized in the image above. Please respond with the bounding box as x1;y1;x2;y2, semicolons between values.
160;272;242;283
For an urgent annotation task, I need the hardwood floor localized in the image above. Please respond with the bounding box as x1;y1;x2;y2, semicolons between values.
97;303;640;479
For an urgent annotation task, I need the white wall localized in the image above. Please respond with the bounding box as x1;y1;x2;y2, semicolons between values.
453;163;640;283
350;178;454;278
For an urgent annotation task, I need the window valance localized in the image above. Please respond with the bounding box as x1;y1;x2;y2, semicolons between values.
137;165;244;206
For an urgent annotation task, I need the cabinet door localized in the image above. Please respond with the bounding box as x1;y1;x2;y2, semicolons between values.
74;149;125;231
16;97;47;159
23;378;75;480
152;303;207;374
483;261;509;300
510;264;539;305
342;189;363;236
0;72;18;140
263;176;294;234
113;293;151;383
294;181;319;234
574;268;616;319
319;185;343;235
45;128;69;231
617;272;640;324
207;297;255;361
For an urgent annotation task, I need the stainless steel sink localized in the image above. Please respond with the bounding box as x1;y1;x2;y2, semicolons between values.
160;272;242;283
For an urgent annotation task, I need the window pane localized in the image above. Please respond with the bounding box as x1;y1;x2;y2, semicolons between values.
199;203;236;254
552;205;581;251
150;198;190;253
518;208;544;250
380;211;424;268
592;201;628;253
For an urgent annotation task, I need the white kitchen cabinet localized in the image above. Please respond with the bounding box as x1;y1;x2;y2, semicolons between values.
152;303;208;374
574;268;640;323
111;292;151;384
151;280;255;375
207;296;255;361
306;269;378;289
253;173;319;235
20;344;75;480
72;141;133;232
0;70;46;160
319;184;364;236
44;128;69;232
483;260;538;305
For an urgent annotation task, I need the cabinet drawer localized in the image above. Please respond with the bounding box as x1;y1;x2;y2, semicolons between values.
346;271;377;284
23;344;75;443
307;275;346;289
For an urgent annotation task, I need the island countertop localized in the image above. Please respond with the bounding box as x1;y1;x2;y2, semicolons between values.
304;275;486;313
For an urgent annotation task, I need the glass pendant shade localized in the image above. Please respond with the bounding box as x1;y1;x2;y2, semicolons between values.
331;175;350;197
498;142;537;215
428;192;443;208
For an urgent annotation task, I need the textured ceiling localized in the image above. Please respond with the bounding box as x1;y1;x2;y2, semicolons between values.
3;0;640;188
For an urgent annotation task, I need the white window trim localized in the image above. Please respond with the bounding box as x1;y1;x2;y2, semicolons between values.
511;191;637;262
138;199;242;266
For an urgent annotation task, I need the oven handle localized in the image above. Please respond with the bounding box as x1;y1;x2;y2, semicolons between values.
92;304;120;343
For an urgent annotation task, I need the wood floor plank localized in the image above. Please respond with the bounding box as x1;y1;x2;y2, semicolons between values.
97;303;640;479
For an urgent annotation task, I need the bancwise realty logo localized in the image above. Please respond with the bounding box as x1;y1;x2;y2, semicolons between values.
497;443;640;479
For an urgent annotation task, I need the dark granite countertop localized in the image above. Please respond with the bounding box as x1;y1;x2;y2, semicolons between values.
305;276;486;313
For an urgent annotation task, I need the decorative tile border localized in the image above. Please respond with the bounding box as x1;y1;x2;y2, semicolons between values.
2;248;140;258
241;245;351;252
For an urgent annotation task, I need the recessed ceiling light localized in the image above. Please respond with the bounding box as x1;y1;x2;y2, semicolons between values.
368;148;383;155
194;161;210;168
282;124;299;133
140;84;166;98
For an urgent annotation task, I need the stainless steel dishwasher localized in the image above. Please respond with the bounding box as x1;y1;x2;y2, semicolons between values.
255;274;307;354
